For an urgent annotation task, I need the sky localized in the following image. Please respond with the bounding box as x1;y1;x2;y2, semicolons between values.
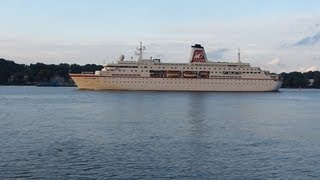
1;0;320;73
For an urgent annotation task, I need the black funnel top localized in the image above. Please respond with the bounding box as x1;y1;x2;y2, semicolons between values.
191;44;203;48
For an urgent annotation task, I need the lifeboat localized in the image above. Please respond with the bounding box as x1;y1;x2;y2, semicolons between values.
199;71;210;78
199;71;209;76
166;71;181;78
183;71;197;78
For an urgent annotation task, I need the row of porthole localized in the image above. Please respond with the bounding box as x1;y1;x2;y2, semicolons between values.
143;64;255;71
153;63;229;67
116;69;260;74
105;81;272;85
104;77;270;81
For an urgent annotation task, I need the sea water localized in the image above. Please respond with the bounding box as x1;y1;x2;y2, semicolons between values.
0;86;320;179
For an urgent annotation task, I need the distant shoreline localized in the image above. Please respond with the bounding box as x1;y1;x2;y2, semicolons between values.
0;84;75;87
1;58;319;89
0;85;319;91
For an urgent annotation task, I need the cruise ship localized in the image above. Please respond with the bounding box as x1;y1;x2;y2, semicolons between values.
70;42;282;91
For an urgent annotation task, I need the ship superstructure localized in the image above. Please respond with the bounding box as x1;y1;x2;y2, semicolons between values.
70;42;282;91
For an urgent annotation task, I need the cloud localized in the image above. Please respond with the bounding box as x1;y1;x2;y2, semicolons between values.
267;57;280;65
55;42;75;46
297;65;318;72
2;14;320;72
294;32;320;46
306;66;318;72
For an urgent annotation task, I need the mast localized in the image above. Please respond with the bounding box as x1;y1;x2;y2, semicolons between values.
136;42;146;61
238;47;241;63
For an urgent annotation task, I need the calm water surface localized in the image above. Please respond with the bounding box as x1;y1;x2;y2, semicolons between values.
0;86;320;179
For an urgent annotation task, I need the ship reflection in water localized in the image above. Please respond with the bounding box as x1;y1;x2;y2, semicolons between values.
0;86;320;179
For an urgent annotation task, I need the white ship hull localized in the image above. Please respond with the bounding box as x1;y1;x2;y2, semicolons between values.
71;75;282;92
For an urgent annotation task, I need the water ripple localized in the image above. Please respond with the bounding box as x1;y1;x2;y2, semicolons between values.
1;87;320;178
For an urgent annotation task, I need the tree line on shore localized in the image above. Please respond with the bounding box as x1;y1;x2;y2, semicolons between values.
1;58;320;88
280;71;320;88
0;58;102;85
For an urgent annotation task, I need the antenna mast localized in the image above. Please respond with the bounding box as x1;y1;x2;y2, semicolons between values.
238;47;241;63
136;42;146;61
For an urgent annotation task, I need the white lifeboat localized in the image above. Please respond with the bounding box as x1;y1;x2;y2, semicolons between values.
183;71;197;78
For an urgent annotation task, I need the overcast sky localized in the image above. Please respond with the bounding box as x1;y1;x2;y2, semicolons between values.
1;0;320;73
